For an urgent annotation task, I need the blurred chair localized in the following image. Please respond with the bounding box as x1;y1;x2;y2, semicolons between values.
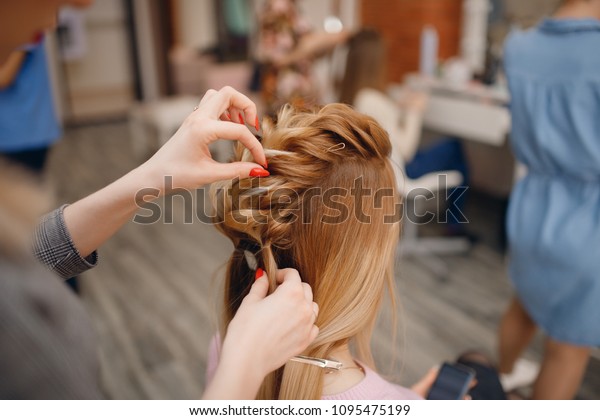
129;95;199;159
129;95;236;163
354;89;470;273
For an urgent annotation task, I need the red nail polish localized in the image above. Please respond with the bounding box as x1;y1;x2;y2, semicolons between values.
249;168;270;178
239;115;245;125
255;268;264;280
255;116;260;131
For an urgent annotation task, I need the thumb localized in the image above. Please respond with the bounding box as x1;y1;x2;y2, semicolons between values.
207;161;267;183
245;275;269;303
411;366;440;398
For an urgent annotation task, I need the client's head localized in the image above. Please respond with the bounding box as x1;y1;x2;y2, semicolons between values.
212;103;401;399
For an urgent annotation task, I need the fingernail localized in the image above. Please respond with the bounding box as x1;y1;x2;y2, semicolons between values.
255;116;260;131
249;168;270;178
239;115;245;125
255;268;264;280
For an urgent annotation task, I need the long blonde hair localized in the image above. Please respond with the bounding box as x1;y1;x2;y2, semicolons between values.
212;103;401;399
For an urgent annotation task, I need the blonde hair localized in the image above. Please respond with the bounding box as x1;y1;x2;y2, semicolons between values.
212;103;401;399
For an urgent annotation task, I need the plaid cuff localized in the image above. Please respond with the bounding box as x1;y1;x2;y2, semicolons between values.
33;204;98;279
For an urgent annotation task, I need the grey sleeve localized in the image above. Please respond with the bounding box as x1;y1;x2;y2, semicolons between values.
33;205;98;279
0;259;103;399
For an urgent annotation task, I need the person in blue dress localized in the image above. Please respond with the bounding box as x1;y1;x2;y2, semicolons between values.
499;0;600;399
0;38;61;174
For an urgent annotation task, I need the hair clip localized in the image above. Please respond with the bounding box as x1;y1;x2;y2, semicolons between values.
289;355;343;371
243;250;258;271
327;142;346;153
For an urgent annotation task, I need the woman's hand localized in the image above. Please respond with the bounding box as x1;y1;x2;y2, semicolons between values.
203;269;319;399
62;87;270;258
410;366;440;398
139;86;269;195
411;366;476;400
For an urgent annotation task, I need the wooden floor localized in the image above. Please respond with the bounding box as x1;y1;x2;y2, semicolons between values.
46;121;599;399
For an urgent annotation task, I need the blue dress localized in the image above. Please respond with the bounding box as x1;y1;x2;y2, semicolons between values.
505;18;600;346
0;40;61;153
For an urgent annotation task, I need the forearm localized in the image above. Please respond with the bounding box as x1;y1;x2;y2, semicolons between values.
63;164;160;258
398;110;424;161
295;31;350;60
0;51;25;89
278;31;350;67
202;348;263;400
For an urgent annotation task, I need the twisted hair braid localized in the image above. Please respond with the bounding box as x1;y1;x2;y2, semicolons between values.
212;103;401;399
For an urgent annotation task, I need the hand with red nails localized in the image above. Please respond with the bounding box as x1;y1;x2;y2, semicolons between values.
203;268;319;400
141;86;269;192
58;86;269;260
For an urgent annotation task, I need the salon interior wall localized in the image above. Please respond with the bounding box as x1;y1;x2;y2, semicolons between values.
55;0;136;122
45;34;66;125
177;0;217;51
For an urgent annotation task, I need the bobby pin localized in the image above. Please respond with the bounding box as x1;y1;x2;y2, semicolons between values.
327;142;346;153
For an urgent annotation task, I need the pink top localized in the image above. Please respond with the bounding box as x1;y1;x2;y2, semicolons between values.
206;335;422;400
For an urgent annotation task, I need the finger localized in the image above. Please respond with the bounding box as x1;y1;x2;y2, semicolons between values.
312;302;319;319
301;282;313;303
205;86;258;127
208;120;266;167
245;276;269;303
311;302;319;323
202;161;265;183
410;366;440;397
308;325;319;344
219;111;232;122
275;268;301;286
229;107;243;125
199;89;218;106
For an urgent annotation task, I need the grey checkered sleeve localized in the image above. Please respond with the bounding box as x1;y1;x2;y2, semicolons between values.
33;205;98;279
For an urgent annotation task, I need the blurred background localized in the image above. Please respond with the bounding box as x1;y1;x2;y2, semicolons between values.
27;0;599;398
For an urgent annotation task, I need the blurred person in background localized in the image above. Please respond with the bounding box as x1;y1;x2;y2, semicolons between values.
255;0;350;115
0;37;59;175
499;0;600;399
0;0;318;399
0;34;82;293
340;29;472;239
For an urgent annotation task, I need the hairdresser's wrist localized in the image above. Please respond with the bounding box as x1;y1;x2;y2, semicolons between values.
208;339;265;399
130;160;168;197
223;332;268;379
